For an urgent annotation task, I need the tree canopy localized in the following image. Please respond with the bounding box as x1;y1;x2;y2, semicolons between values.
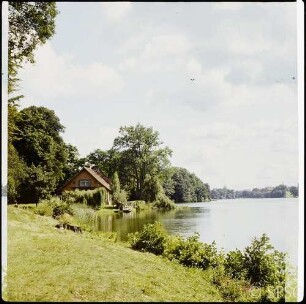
12;106;68;203
164;167;210;203
112;123;172;200
8;2;58;94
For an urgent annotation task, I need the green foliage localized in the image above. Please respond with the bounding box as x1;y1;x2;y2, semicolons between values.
71;203;96;228
129;222;168;255
153;192;176;210
243;234;286;289
35;196;72;217
60;144;82;183
7;143;27;203
224;249;247;280
212;184;299;199
11;106;68;204
61;188;107;208
130;224;288;302
164;233;224;270
112;123;172;200
111;172;127;208
126;200;148;211
166;167;210;203
8;2;58;94
223;234;287;301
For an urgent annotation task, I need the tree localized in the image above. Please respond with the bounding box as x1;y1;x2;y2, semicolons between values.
111;172;127;208
61;144;82;182
84;149;113;177
13;106;68;203
168;167;210;203
112;123;172;200
7;2;59;203
8;2;58;94
289;186;298;197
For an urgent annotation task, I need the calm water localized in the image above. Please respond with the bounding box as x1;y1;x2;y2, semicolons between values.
94;198;299;266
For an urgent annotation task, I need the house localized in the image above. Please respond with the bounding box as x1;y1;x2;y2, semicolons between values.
57;166;112;204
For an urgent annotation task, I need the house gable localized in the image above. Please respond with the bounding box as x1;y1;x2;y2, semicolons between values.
58;167;111;193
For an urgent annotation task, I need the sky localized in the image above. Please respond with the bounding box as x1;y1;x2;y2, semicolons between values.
4;2;301;190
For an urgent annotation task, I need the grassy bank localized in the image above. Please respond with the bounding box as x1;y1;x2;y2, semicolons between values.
5;206;222;302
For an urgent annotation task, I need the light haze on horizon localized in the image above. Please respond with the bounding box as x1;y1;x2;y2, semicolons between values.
7;2;300;190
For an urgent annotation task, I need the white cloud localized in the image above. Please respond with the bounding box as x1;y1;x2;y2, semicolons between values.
119;34;191;73
19;43;125;105
100;2;132;23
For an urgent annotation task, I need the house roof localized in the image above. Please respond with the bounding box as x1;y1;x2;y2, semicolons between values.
84;167;111;191
57;167;111;192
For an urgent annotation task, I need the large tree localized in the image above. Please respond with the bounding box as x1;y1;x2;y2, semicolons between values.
112;123;172;200
8;2;58;94
13;106;68;203
7;2;58;203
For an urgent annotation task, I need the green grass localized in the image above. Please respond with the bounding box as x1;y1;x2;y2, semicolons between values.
5;206;222;302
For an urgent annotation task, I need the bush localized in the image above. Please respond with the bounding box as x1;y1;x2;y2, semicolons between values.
224;233;287;299
35;200;54;216
129;222;168;255
243;234;286;289
35;196;73;218
164;233;224;270
127;200;148;211
61;188;107;208
153;192;176;210
52;202;73;218
225;249;247;280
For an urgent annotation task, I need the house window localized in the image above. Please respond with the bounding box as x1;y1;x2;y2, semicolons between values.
79;179;91;187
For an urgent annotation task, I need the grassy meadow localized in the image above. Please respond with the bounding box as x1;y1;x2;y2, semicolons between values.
5;206;222;302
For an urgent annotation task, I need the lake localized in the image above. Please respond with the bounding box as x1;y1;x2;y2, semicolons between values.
94;198;299;266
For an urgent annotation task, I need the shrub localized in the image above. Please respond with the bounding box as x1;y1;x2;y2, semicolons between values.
129;222;168;255
164;233;224;270
52;201;73;218
243;234;286;289
35;200;54;216
153;192;176;210
35;196;62;216
35;196;73;218
127;200;148;211
225;249;247;280
223;234;287;300
61;188;107;208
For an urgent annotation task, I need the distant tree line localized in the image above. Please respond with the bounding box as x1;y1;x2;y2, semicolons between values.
211;184;299;200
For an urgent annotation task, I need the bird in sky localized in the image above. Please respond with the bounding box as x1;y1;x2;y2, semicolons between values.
190;78;195;81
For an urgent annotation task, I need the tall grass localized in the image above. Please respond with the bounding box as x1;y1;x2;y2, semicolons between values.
70;203;96;230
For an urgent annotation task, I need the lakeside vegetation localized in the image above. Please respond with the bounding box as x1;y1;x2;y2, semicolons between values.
6;206;222;302
5;206;297;302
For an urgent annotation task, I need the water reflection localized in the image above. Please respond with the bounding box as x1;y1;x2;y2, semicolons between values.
92;199;299;267
93;207;211;241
